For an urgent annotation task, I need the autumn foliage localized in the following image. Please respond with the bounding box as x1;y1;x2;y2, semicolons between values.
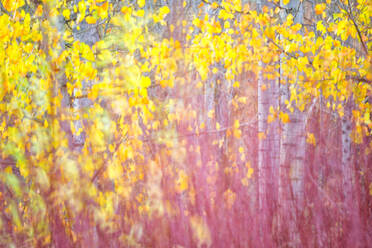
0;0;371;247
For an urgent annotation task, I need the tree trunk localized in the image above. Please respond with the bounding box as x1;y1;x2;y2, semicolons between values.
256;1;280;246
341;100;363;247
278;0;305;246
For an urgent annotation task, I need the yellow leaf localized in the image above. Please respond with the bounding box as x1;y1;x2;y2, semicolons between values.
219;9;234;20
97;1;109;19
138;0;145;8
315;4;326;15
175;170;188;193
264;27;275;40
238;97;247;104
223;189;236;209
279;111;290;124
234;120;240;129
241;177;249;186
86;16;97;24
306;133;316;146
109;144;115;153
207;110;214;119
108;161;123;180
121;6;131;15
337;104;344;117
216;122;221;130
159;6;170;18
233;129;242;139
211;2;219;9
269;106;275;115
98;49;112;62
3;0;24;12
247;167;254;178
267;114;275;123
258;132;266;140
136;9;145;17
316;20;326;34
141;76;151;88
200;122;205;129
5;166;12;174
80;43;95;61
62;9;70;19
364;112;371;125
78;1;86;15
35;5;43;17
170;24;175;33
283;0;290;5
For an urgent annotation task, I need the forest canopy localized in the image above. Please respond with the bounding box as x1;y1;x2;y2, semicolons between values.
0;0;371;247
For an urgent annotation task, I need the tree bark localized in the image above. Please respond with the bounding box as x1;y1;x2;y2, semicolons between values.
256;1;280;246
341;99;364;247
278;0;305;246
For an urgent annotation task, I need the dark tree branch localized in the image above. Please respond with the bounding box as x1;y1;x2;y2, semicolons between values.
336;0;368;55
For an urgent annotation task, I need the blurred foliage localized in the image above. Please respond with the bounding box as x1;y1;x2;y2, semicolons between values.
0;0;370;247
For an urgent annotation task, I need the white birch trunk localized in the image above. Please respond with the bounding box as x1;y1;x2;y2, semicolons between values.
278;0;305;246
256;0;280;245
341;100;363;246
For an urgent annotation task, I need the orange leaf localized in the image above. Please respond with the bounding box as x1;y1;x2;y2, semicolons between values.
315;4;326;15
